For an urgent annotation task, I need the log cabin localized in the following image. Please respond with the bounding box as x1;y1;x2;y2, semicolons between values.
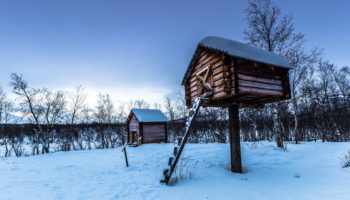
126;109;168;146
182;36;292;108
161;36;292;182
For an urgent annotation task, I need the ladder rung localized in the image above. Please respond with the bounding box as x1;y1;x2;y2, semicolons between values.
168;157;174;166
173;147;178;156
163;168;169;176
178;137;182;146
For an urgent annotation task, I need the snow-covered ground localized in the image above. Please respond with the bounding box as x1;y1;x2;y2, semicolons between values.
0;141;349;200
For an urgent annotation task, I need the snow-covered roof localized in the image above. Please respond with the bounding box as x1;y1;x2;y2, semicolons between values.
182;36;291;84
200;36;291;69
129;109;168;123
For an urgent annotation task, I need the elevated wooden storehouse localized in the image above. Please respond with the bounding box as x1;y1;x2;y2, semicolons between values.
126;109;168;146
182;36;292;108
161;36;292;183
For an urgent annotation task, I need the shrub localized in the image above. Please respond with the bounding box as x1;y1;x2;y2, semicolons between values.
341;150;350;168
169;156;198;185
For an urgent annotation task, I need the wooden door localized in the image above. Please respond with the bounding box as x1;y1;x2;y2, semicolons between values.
131;131;137;144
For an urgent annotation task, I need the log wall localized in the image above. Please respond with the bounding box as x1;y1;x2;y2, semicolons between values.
236;59;286;98
185;49;233;107
142;123;166;143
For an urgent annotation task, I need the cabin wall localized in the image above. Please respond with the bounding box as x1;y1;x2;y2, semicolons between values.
142;123;166;143
185;48;233;107
128;115;140;144
235;58;290;106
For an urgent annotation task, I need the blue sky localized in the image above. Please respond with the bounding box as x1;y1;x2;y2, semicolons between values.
0;0;349;105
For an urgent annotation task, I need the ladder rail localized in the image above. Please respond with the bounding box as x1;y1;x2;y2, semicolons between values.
162;97;206;184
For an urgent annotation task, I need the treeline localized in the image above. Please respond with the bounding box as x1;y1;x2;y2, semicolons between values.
0;123;126;157
0;69;349;157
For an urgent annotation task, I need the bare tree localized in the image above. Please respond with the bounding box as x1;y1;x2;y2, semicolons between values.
164;97;175;121
81;105;93;124
153;102;162;110
203;107;228;143
81;105;94;149
333;66;350;104
94;94;117;148
68;85;86;125
0;87;11;156
64;86;86;150
244;0;303;54
115;103;126;123
175;91;188;120
2;102;13;125
128;99;150;110
10;73;45;154
285;46;320;143
43;89;66;125
244;0;319;145
42;88;66;152
0;86;4;124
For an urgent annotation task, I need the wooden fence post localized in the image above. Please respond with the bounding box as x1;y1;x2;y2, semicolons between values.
122;144;129;167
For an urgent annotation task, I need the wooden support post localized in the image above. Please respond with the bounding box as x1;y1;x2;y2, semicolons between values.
228;104;242;173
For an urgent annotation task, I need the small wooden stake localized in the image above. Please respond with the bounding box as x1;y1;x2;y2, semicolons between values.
122;144;129;167
228;105;242;173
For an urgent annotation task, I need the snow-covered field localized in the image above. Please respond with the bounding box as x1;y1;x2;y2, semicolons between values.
0;141;349;200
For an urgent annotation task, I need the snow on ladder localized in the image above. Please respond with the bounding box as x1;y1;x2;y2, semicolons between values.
161;97;208;184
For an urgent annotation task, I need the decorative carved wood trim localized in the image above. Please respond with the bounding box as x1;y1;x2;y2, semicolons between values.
196;64;213;97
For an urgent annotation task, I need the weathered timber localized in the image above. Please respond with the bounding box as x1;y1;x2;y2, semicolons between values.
195;50;211;64
189;59;223;84
193;53;219;71
213;72;225;82
212;90;230;99
213;85;225;94
281;68;291;99
142;124;166;143
238;80;283;91
122;144;129;167
193;58;224;75
140;123;144;143
228;105;242;173
239;86;283;96
190;86;197;93
193;57;221;74
238;74;282;85
213;78;225;87
196;65;212;96
237;70;281;80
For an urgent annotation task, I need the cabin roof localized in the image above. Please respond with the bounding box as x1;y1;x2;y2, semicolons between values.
126;109;168;123
182;36;292;84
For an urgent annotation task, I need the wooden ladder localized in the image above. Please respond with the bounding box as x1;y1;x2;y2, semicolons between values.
161;97;208;184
